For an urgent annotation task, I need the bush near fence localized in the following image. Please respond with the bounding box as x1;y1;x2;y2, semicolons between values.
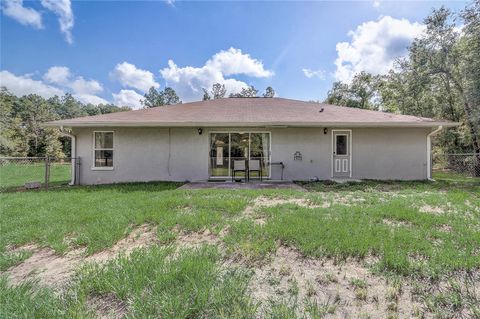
0;157;75;190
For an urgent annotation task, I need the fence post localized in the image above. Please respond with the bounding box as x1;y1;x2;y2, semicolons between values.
44;156;50;190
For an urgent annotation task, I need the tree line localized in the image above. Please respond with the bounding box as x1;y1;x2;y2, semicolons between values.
0;89;131;157
324;3;480;156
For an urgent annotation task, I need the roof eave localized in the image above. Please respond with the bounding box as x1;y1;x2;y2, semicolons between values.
43;121;461;128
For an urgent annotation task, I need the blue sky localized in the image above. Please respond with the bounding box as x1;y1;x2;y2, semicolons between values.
0;0;468;109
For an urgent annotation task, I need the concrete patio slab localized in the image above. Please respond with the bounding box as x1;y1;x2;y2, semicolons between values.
178;181;306;191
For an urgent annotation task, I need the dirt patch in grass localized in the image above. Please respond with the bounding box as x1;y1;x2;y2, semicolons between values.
3;244;84;287
241;196;329;225
87;224;158;263
437;224;453;233
382;218;412;228
174;228;221;249
86;293;128;319
420;204;445;215
247;245;422;318
3;224;158;287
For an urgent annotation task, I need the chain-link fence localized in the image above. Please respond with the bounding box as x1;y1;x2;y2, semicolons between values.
0;157;80;191
433;153;480;178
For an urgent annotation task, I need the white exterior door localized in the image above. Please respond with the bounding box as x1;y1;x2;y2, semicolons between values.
332;130;351;178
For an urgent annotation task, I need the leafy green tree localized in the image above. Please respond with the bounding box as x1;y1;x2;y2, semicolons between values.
202;89;211;101
141;87;164;107
141;87;181;107
263;86;275;98
325;73;380;110
163;87;182;105
211;83;227;99
0;88;24;156
0;87;133;157
202;83;227;100
229;85;258;98
325;82;350;106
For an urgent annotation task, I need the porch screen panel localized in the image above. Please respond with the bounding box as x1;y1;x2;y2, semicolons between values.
210;133;229;176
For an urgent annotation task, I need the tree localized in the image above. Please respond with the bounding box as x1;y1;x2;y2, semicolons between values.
0;87;23;156
263;86;275;98
229;85;258;98
0;87;132;157
202;89;211;101
410;6;480;157
141;87;164;108
212;83;227;99
325;81;350;106
202;83;227;100
141;87;181;107
163;87;181;105
325;73;380;110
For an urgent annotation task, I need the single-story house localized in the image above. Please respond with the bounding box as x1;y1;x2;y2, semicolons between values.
46;97;458;185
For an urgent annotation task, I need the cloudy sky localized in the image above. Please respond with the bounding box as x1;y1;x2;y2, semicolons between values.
0;0;467;109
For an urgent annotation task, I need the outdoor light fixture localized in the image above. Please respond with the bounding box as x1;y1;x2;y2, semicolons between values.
198;128;203;135
324;128;328;135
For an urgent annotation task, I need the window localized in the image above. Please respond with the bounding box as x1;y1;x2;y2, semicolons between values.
336;135;347;155
209;132;271;177
93;131;114;168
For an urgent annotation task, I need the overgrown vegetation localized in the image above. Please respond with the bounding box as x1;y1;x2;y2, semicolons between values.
0;173;478;318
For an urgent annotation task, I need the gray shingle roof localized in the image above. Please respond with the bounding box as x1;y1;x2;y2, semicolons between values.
46;97;458;128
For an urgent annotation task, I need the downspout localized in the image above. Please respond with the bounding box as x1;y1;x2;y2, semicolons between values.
427;125;443;181
60;126;77;186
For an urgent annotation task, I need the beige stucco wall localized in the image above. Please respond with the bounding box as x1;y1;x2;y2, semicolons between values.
72;127;430;185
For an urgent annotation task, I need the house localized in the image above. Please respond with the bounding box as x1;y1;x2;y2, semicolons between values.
46;97;458;185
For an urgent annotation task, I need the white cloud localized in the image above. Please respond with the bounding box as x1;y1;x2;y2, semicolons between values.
43;66;103;95
74;94;109;105
40;0;74;44
0;70;64;98
334;16;424;83
69;78;103;95
111;62;160;93
1;0;43;28
112;89;144;109
207;48;274;78
43;66;71;84
372;0;381;8
160;47;272;101
302;68;326;80
2;68;114;105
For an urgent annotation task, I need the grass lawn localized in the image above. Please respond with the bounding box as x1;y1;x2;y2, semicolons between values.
0;162;71;190
0;173;479;318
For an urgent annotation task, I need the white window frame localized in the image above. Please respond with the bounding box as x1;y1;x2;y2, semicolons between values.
209;131;272;178
92;131;114;170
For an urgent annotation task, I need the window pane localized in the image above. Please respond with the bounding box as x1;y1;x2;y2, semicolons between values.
336;135;347;155
95;150;113;167
95;132;113;149
230;133;249;160
250;133;270;176
210;133;229;176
